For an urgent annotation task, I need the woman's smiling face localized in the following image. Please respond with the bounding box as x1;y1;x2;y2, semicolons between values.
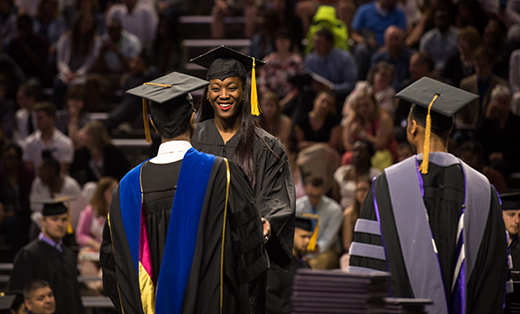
208;77;244;121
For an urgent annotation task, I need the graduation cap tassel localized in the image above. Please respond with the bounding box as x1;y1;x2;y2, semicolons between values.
65;201;73;234
250;58;261;116
142;98;152;143
302;213;320;252
419;94;439;175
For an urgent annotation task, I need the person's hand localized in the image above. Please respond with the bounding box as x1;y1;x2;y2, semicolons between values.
489;152;503;161
216;0;228;12
65;72;76;84
261;218;271;241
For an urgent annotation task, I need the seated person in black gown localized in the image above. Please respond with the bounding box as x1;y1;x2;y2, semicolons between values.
23;280;56;314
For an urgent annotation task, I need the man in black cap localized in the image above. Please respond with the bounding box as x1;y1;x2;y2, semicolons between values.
23;280;55;314
348;77;507;314
266;215;314;314
101;71;267;314
8;201;84;314
501;193;520;271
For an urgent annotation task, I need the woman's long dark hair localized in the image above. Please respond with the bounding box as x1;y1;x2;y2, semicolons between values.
70;11;98;58
197;80;257;187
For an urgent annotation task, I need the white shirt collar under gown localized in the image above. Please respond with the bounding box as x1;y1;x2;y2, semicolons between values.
150;140;192;164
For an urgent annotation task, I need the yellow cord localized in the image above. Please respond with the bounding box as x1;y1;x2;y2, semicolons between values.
302;213;320;251
220;159;231;314
250;58;261;116
419;94;439;174
142;99;152;143
143;83;172;88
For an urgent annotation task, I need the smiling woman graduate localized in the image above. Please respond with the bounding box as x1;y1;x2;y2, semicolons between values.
190;46;296;273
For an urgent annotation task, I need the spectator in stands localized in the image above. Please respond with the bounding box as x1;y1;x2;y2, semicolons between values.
287;136;306;200
295;90;342;152
475;84;520;177
0;76;15;140
258;28;303;106
28;150;83;235
459;139;508;194
86;17;141;112
55;84;90;147
0;144;34;260
0;47;26;101
296;177;342;269
249;9;279;60
13;84;41;145
62;0;103;31
33;0;67;51
7;15;49;84
442;25;480;87
9;200;85;314
146;15;183;76
304;28;357;101
70;120;130;185
106;0;157;48
23;280;55;314
510;48;520;97
52;11;100;109
272;0;303;52
343;61;396;120
396;140;413;162
258;92;292;148
0;0;17;47
456;46;509;135
506;0;520;50
482;17;509;80
22;102;74;174
403;0;442;49
76;176;117;294
210;0;256;39
343;92;396;170
351;0;407;81
371;26;413;91
334;140;380;209
454;0;488;35
339;176;372;271
419;6;458;72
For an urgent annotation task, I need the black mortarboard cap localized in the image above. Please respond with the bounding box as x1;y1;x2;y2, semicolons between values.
0;294;16;313
126;72;210;141
288;70;334;90
295;216;313;232
189;45;266;81
501;193;520;210
41;201;68;216
34;196;77;233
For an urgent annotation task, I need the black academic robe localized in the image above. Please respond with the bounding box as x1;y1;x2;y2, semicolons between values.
8;239;85;314
100;156;268;314
266;255;310;314
350;160;507;314
192;119;296;271
510;236;520;272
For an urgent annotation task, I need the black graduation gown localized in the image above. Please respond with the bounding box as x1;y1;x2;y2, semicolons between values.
266;255;310;314
8;239;85;314
350;162;507;314
511;236;520;272
100;157;268;314
192;119;296;271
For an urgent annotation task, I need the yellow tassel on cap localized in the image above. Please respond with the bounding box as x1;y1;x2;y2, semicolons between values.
251;58;261;116
419;94;439;174
54;196;73;234
302;213;320;252
142;98;151;143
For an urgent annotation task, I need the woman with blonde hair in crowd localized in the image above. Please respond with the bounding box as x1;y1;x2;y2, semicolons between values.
76;176;118;294
257;92;292;147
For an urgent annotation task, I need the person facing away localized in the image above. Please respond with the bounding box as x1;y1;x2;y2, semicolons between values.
348;77;507;314
8;201;84;314
101;72;268;314
23;280;55;314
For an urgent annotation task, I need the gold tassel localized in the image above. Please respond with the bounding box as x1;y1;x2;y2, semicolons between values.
142;99;151;143
302;213;320;251
250;58;261;116
65;200;73;234
419;94;439;174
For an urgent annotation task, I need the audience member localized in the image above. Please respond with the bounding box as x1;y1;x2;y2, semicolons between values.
303;5;349;55
55;84;90;148
482;17;509;80
295;0;353;36
339;176;372;271
0;49;26;100
210;0;256;39
266;215;313;314
23;280;55;314
287;136;306;200
52;11;100;108
76;176;117;294
8;201;85;314
257;92;292;148
22;102;74;174
272;0;303;52
7;15;49;84
343;92;396;170
62;0;103;31
343;61;396;119
249;9;278;60
304;28;357;101
33;0;67;50
0;144;34;260
86;17;141;111
0;0;17;47
295;90;342;152
419;6;458;71
0;77;16;140
454;0;488;35
507;0;520;49
146;15;183;76
396;140;413;162
334;140;381;209
442;25;480;87
70;120;130;185
456;46;509;135
296;177;342;269
475;84;520;177
501;193;520;270
458;140;508;194
403;0;440;49
13;84;41;145
371;25;413;91
351;0;407;80
106;0;157;47
28;151;83;234
258;27;303;103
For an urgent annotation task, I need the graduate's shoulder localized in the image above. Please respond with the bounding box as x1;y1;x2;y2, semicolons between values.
254;126;287;158
192;119;216;144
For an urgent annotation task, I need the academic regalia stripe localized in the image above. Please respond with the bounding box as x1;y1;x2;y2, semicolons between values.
347;266;389;275
354;219;381;236
349;242;386;261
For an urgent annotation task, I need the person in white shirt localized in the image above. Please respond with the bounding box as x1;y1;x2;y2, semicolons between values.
106;0;157;48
